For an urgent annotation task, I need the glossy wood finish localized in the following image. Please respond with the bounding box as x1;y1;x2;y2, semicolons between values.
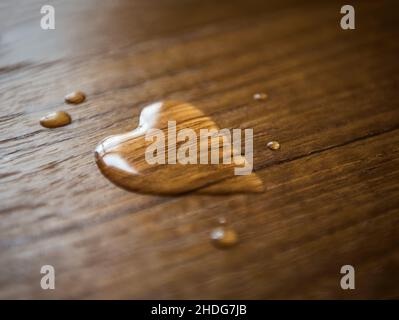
0;0;398;299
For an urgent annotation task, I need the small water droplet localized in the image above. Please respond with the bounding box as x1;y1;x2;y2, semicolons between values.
218;217;227;224
210;227;238;249
65;91;86;104
253;93;267;101
40;111;71;128
267;141;280;150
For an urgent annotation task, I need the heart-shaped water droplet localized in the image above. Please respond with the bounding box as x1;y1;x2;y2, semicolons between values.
95;101;263;195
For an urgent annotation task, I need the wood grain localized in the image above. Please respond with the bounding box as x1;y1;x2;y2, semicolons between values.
0;0;398;299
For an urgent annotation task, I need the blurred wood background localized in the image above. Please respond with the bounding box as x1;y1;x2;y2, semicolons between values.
0;0;398;299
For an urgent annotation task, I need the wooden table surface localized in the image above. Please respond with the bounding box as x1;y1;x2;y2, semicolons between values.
1;0;398;299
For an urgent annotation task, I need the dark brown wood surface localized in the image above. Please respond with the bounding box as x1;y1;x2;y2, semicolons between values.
0;0;398;299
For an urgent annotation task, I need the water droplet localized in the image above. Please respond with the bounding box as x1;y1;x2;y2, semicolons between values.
95;101;264;195
210;227;238;249
65;91;86;104
218;217;227;224
253;93;267;101
267;141;280;150
40;111;71;128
